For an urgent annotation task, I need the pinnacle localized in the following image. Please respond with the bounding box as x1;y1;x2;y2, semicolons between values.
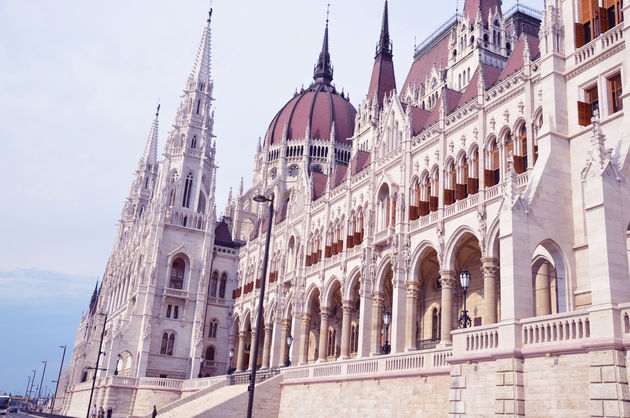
139;104;159;170
189;7;213;88
313;10;334;85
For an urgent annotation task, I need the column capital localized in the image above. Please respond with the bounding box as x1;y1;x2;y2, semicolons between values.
372;291;384;306
264;323;273;335
342;304;353;315
406;281;420;297
320;307;332;320
238;330;247;340
301;312;312;323
281;318;291;329
439;270;455;288
481;257;500;276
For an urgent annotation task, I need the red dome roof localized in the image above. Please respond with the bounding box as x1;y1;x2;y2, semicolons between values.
266;83;356;146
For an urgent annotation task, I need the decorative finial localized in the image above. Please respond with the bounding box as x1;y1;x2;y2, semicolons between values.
376;0;392;59
326;3;331;24
156;102;160;117
207;7;213;23
313;5;334;84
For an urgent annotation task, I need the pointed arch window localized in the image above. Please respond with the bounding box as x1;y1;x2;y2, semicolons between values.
208;319;218;338
169;258;185;290
485;139;500;187
191;136;198;149
182;174;193;208
219;273;227;299
205;346;215;361
431;308;441;340
167;333;175;355
209;271;218;297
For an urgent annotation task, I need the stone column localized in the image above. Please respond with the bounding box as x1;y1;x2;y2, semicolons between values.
278;319;291;367
535;261;552;316
481;257;499;325
440;270;455;345
340;301;352;359
370;291;384;354
317;308;331;362
236;331;246;372
298;313;311;365
248;328;257;370
261;323;272;369
405;282;419;351
357;284;373;357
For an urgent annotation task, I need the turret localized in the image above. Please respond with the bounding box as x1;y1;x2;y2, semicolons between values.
367;0;396;108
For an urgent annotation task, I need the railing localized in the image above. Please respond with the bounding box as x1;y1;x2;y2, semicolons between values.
521;311;590;346
182;375;227;390
374;226;393;245
460;326;499;352
164;287;188;298
106;376;137;387
282;348;452;382
573;23;624;66
229;368;280;385
165;207;207;231
137;377;183;390
485;183;501;200
416;338;440;350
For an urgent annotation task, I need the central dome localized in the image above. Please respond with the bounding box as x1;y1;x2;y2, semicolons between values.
265;17;357;146
266;83;356;146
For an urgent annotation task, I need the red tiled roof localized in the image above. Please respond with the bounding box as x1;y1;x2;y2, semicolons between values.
333;165;348;188
402;34;450;96
402;103;431;135
351;150;371;175
445;88;463;113
312;171;328;200
265;83;357;146
497;34;540;83
463;0;502;24
368;56;396;107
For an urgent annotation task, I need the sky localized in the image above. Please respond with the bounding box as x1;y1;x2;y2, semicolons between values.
0;0;544;394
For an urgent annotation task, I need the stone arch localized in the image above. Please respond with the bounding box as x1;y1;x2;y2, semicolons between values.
485;216;501;259
344;267;362;300
322;276;342;308
498;125;512;145
410;240;439;284
531;239;570;314
374;255;393;292
444;225;481;271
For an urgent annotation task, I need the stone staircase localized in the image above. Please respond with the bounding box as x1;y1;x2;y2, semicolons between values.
149;374;283;418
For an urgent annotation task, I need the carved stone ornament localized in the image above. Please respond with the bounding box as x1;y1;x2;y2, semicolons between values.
402;235;411;272
142;321;151;341
489;117;496;131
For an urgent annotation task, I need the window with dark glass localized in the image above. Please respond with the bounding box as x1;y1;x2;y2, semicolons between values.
169;258;185;289
219;273;227;299
609;73;623;114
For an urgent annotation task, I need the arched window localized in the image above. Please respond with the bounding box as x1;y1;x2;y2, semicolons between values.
485;138;500;186
219;273;227;299
167;333;175;356
182;174;193;208
191;136;197;149
169;258;185;289
516;125;528;173
327;328;336;357
160;332;168;355
209;319;218;338
205;346;215;361
505;130;514;172
350;323;359;354
469;149;480;195
431;308;440;340
209;271;218;297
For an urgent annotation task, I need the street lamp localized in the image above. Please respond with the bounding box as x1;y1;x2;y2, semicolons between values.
228;348;234;373
50;345;66;414
458;269;472;328
381;310;392;354
247;193;274;418
198;355;205;378
285;334;293;367
27;369;36;410
37;360;47;410
114;354;121;376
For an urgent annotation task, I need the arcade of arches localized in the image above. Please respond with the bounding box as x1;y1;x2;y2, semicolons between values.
231;233;565;370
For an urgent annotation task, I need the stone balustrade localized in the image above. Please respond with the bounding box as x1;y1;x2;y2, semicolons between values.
282;347;452;383
521;310;590;346
137;377;183;390
573;23;624;66
452;324;500;354
165;207;207;230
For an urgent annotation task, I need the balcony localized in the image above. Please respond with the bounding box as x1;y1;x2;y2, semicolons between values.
164;287;188;299
373;226;394;247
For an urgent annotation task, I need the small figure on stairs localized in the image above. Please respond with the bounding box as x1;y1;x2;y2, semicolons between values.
152;405;158;418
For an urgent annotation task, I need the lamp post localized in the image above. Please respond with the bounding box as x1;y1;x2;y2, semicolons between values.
198;355;205;378
37;360;47;410
86;313;107;418
50;345;66;414
113;354;121;376
285;334;293;367
27;369;36;409
228;348;234;373
458;269;472;328
381;311;392;354
246;193;274;418
24;375;31;400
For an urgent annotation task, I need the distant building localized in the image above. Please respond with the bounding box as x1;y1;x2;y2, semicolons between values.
61;0;630;416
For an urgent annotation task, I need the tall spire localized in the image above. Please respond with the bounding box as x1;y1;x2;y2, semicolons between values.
367;0;396;107
139;104;160;170
375;0;392;59
189;6;213;88
313;5;334;85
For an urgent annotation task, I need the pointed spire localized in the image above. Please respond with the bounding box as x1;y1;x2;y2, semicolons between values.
313;6;334;85
139;103;160;170
189;6;213;89
376;0;392;59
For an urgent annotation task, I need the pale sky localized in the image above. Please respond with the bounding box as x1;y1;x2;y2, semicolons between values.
0;0;543;394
